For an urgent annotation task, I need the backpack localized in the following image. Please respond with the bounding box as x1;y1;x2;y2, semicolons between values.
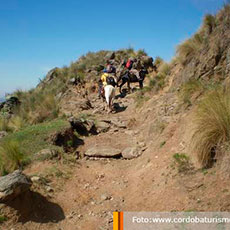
107;65;116;74
106;76;116;87
126;59;133;69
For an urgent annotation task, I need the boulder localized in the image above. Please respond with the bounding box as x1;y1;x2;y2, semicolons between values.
0;170;32;202
73;99;92;111
68;117;96;135
44;68;58;83
110;119;126;129
85;147;121;158
121;147;142;159
35;149;59;160
68;77;80;85
96;121;111;133
0;96;21;114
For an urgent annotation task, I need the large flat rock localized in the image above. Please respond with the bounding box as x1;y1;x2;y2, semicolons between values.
0;170;32;202
85;147;121;158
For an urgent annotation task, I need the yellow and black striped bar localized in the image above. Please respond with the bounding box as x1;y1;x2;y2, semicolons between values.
113;212;123;230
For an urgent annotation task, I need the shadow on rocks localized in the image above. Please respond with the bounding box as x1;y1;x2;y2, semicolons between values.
113;103;127;113
6;190;65;224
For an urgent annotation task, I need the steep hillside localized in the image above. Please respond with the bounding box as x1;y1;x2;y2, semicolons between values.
171;4;230;89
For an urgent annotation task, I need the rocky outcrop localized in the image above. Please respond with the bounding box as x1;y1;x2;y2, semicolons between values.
34;149;59;160
49;127;84;152
121;147;142;159
105;51;115;60
68;77;81;85
0;96;20;114
68;117;97;135
171;7;230;89
37;67;59;89
85;147;121;158
0;170;32;202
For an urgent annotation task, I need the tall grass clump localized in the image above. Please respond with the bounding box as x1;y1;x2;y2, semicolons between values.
0;139;28;175
203;14;216;34
8;116;27;131
14;91;59;124
0;116;11;132
30;93;59;124
176;37;201;65
191;88;230;167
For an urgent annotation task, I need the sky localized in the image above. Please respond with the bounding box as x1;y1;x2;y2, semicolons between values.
0;0;227;97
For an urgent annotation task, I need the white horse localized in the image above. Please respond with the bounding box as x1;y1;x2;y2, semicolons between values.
104;84;115;113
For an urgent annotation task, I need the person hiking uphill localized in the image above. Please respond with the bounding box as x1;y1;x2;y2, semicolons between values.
106;60;116;75
126;58;142;81
98;69;109;98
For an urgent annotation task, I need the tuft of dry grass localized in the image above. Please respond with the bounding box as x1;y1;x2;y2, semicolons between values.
191;88;230;167
203;14;216;34
153;56;164;68
14;91;59;124
158;62;171;76
176;37;202;65
0;117;11;132
8;116;27;131
0;139;28;175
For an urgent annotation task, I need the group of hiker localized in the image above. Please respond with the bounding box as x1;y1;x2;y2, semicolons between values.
98;57;144;98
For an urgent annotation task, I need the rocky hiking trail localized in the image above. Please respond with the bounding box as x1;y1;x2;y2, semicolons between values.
2;86;230;230
1;87;152;230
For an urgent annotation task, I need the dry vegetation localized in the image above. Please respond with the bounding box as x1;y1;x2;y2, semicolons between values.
191;88;230;167
0;139;28;175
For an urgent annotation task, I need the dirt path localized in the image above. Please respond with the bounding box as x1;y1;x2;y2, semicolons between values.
3;87;230;230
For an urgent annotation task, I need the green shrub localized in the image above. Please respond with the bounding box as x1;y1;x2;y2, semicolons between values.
160;141;166;148
0;215;7;223
191;88;230;167
173;153;193;173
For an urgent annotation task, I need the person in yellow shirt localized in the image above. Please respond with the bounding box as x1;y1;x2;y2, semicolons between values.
98;69;109;98
101;71;109;86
